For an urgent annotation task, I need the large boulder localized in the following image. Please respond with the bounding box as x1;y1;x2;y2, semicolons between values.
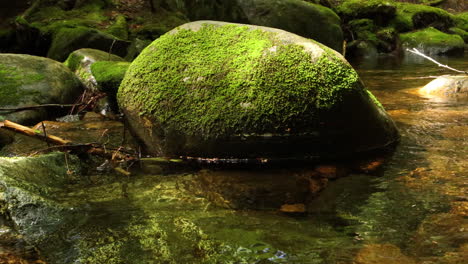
0;54;83;125
118;21;399;160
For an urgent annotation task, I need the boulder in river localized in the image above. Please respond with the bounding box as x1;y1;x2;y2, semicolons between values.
419;75;468;100
0;53;83;125
400;27;464;55
118;21;399;160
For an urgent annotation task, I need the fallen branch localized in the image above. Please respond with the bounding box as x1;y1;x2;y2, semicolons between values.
407;48;468;74
0;103;85;112
0;120;71;145
0;120;134;162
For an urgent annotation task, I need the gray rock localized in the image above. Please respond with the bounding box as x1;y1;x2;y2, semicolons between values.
0;53;83;125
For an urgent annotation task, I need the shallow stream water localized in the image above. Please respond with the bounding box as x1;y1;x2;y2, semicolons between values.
1;51;467;264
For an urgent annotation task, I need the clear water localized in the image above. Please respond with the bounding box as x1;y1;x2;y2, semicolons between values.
2;52;467;264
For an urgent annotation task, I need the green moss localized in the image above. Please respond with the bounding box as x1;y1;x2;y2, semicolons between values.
27;2;108;36
91;61;130;93
119;23;361;138
106;15;128;40
335;0;397;21
448;27;468;43
47;26;95;61
0;64;45;106
366;90;384;109
63;54;85;72
390;2;454;32
400;27;464;50
349;19;379;42
454;12;468;32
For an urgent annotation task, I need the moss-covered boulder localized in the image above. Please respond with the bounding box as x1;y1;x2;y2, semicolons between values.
335;0;397;25
454;12;468;32
391;2;455;32
448;27;468;43
118;21;399;160
47;26;130;62
64;48;126;90
400;27;465;55
0;54;83;125
419;75;468;100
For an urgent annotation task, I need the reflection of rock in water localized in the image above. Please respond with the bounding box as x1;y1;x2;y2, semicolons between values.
184;166;349;211
183;155;388;212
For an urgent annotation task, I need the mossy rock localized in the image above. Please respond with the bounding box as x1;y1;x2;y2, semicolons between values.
47;26;131;62
335;0;397;25
183;0;343;52
105;14;128;40
400;27;464;55
454;12;468;32
0;153;86;262
0;53;83;125
64;48;128;114
64;48;126;90
237;0;344;53
391;2;455;32
448;27;468;43
118;21;399;160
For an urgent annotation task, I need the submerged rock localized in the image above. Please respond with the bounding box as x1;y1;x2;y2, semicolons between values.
0;54;83;125
118;21;399;160
419;75;468;100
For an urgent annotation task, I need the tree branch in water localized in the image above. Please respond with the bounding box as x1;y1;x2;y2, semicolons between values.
0;120;134;162
406;48;468;74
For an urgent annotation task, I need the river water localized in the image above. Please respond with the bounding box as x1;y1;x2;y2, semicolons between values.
0;52;467;264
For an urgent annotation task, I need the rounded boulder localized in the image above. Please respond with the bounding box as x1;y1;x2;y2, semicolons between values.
0;53;83;125
118;21;399;160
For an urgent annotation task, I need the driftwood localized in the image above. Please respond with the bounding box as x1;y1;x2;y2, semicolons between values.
407;48;468;74
0;120;134;162
0;103;85;112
